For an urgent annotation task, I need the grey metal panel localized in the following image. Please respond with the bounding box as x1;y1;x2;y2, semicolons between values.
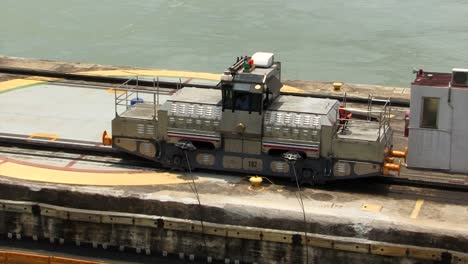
168;87;221;105
407;128;450;170
233;83;252;92
120;103;158;120
268;76;282;91
264;111;325;129
407;84;455;170
269;95;339;115
225;138;243;153
450;130;468;172
168;102;222;120
243;140;261;155
219;110;263;136
332;138;385;163
320;126;333;157
232;66;278;83
112;118;156;139
336;120;382;141
449;88;468;173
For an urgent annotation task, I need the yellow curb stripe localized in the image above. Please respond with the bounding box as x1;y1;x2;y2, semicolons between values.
410;199;424;219
0;160;199;186
28;133;60;141
0;79;44;93
76;69;221;81
0;76;58;93
106;84;125;94
281;85;305;93
76;69;304;93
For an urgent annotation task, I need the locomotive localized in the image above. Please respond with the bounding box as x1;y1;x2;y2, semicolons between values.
106;52;402;184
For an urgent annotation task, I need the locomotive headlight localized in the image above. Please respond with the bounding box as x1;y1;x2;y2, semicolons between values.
236;123;246;133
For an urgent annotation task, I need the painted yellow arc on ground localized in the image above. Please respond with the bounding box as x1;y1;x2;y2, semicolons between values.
0;160;197;186
77;69;304;93
0;79;44;93
0;76;58;93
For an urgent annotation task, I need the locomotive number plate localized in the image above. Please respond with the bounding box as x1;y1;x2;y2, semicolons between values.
243;158;263;172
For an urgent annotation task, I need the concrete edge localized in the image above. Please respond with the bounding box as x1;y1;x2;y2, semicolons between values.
1;199;466;263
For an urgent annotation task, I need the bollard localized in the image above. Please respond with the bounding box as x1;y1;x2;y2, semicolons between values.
333;82;343;91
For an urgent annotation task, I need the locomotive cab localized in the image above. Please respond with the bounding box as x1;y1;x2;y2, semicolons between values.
219;52;281;138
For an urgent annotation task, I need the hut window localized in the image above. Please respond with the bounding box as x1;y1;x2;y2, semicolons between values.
420;97;439;129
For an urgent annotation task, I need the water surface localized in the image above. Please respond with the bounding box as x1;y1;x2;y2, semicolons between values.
1;0;467;87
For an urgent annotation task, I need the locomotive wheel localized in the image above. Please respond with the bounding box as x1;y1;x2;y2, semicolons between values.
172;155;183;168
301;169;323;186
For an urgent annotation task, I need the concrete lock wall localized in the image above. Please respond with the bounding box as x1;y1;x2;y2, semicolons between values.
0;200;467;264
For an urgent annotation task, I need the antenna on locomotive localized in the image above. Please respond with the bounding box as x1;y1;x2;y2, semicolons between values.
157;76;160;106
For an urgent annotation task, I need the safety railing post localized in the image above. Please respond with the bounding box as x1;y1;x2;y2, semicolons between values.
153;77;156;119
115;84;118;117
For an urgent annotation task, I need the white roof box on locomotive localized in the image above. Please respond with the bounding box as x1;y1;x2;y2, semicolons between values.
251;52;274;68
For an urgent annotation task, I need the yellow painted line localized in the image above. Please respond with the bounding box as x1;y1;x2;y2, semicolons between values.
0;78;44;93
0;76;58;93
25;76;59;82
280;85;305;93
77;69;221;81
0;160;200;186
361;203;383;212
106;85;125;95
76;69;305;94
410;199;424;219
28;133;60;141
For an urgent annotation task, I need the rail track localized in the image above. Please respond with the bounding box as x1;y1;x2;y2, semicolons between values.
0;66;410;107
0;136;466;198
1;67;466;192
0;144;156;170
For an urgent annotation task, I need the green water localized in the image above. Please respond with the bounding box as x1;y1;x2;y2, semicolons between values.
1;0;467;87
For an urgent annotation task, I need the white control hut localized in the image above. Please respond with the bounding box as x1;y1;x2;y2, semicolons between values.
407;68;468;173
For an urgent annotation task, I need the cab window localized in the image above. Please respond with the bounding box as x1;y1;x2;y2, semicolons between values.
222;85;233;110
234;91;250;111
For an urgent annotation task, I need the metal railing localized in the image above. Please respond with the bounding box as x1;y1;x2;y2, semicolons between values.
339;94;392;143
114;76;177;119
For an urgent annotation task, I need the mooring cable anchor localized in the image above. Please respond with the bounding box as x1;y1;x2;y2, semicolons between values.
174;140;208;256
282;151;309;262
